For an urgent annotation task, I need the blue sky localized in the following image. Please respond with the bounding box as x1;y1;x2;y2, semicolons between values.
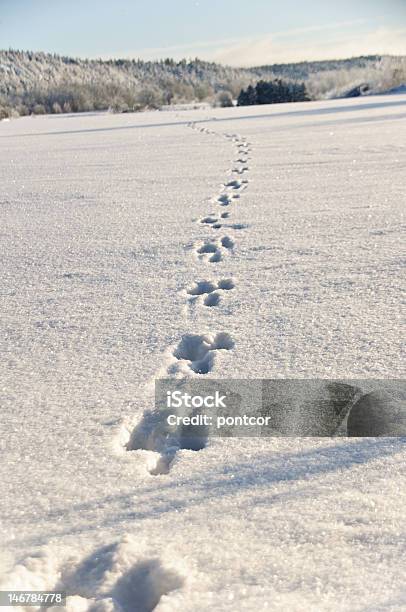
1;0;406;65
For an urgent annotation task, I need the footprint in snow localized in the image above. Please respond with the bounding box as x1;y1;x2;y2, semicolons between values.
128;332;234;474
7;540;185;610
199;214;247;232
217;193;232;206
187;277;235;307
216;193;239;206
195;236;234;262
221;235;234;249
199;215;218;225
64;541;184;608
225;179;243;190
233;165;249;175
196;241;222;263
170;332;234;375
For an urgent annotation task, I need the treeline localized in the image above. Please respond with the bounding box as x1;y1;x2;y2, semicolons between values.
251;56;383;81
237;79;309;105
0;50;251;118
0;50;404;119
1;81;199;118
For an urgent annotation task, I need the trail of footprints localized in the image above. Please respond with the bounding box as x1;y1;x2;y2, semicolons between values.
7;124;252;604
128;122;252;475
194;137;250;262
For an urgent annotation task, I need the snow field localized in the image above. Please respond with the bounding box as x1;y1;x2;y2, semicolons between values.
1;94;405;610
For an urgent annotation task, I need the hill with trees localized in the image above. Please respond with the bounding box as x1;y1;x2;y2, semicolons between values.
0;50;405;118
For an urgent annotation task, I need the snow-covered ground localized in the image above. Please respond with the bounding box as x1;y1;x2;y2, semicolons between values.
0;94;405;611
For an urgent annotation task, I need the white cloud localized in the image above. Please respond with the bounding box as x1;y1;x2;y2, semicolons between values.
100;22;406;67
210;27;406;67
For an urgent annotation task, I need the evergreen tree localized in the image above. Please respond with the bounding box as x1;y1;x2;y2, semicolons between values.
238;78;309;106
237;84;257;106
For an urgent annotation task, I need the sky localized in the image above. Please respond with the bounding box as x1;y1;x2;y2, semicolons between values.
1;0;406;66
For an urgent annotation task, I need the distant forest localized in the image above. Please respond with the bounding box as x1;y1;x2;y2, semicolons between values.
237;80;309;105
0;50;405;118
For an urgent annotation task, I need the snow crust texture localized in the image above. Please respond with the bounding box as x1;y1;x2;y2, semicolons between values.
1;95;405;611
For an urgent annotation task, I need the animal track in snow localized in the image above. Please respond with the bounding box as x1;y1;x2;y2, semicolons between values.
199;214;222;229
129;409;209;474
109;559;183;612
68;544;184;609
187;277;235;307
11;540;185;610
196;240;222;263
195;235;234;262
126;124;252;476
214;278;235;290
200;215;218;225
171;332;234;375
204;292;220;306
225;179;243;190
221;235;234;249
216;192;241;206
187;279;217;295
128;332;234;474
217;193;233;206
198;213;247;232
233;165;249;174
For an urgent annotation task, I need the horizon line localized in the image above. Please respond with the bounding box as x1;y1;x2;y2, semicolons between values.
1;47;402;70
